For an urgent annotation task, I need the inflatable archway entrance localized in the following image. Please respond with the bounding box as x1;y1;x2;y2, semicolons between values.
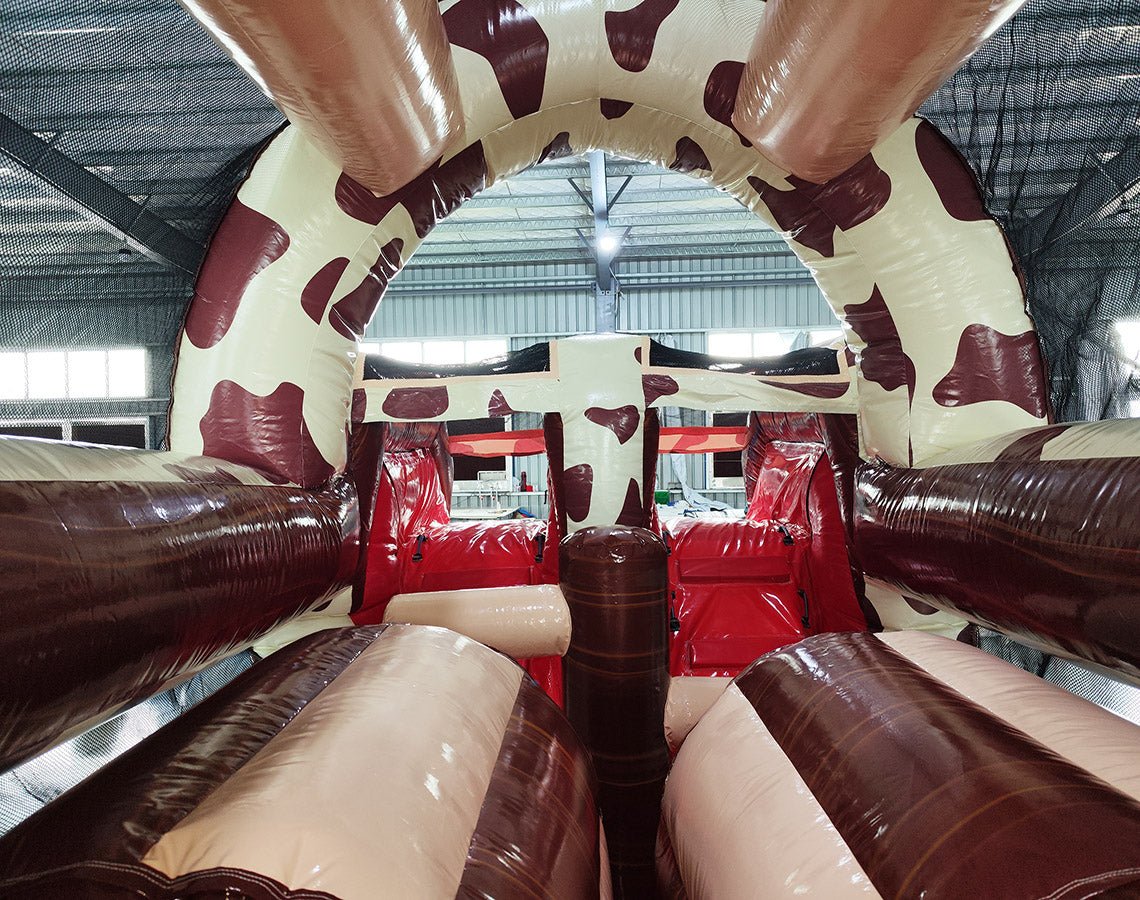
168;0;1050;488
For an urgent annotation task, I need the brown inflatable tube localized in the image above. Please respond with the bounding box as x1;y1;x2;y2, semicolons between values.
180;0;462;192
733;0;1028;182
562;526;670;899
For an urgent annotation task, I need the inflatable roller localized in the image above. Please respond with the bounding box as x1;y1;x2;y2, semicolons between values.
660;631;1140;898
0;625;607;899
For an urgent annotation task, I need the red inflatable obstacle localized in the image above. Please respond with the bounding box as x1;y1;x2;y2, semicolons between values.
354;419;564;703
665;518;811;676
665;412;868;677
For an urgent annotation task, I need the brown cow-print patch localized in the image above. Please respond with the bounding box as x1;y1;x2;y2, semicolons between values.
600;98;634;120
585;405;641;444
301;257;350;325
351;388;368;424
564;463;594;523
199;380;333;487
903;596;940;616
381;386;450;420
843;286;915;401
605;0;681;73
915;121;988;223
537;132;574;164
642;374;679;406
616;477;646;527
933;324;1049;418
184;201;290;350
669;137;711;174
161;462;243;485
993;425;1069;463
759;379;849;399
444;0;549;119
703;61;751;147
328;239;404;340
748;155;891;258
488;388;517;417
335;142;487;236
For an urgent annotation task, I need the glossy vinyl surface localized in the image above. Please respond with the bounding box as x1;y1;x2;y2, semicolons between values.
399;519;550;594
182;0;462;194
456;677;602;899
745;435;866;634
355;431;450;623
665;518;808;677
561;526;670;899
733;633;1140;898
170;1;1047;482
0;626;382;891
0;624;604;899
733;0;1028;181
856;441;1140;678
0;476;358;771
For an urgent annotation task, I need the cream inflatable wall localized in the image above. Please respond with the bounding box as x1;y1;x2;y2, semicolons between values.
167;0;1050;486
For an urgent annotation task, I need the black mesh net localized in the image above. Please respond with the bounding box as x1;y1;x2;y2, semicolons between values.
970;628;1140;725
0;0;283;443
921;0;1140;421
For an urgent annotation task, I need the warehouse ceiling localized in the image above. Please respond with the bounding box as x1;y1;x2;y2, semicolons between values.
0;0;1134;284
0;0;796;297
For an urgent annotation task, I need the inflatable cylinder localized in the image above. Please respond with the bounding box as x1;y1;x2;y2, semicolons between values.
0;625;605;897
0;469;357;771
384;584;572;659
733;0;1028;182
561;527;670;898
180;0;462;193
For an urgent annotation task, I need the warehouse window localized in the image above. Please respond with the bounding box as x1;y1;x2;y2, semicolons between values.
707;331;798;359
808;328;844;347
378;338;508;365
0;348;147;400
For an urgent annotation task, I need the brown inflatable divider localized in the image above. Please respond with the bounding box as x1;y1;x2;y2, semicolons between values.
0;476;358;770
180;0;462;193
457;677;601;898
0;625;605;898
733;633;1140;897
0;627;383;887
856;450;1140;678
733;0;1027;182
561;526;670;899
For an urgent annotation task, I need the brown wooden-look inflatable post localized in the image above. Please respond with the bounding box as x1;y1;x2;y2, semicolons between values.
561;526;670;899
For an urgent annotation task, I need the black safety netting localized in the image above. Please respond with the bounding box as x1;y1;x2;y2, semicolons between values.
0;0;283;443
965;627;1140;725
921;0;1140;421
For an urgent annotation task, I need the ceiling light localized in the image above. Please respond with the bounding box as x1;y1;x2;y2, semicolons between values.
597;232;619;254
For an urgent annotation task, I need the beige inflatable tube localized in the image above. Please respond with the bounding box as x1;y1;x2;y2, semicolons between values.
385;584;572;659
